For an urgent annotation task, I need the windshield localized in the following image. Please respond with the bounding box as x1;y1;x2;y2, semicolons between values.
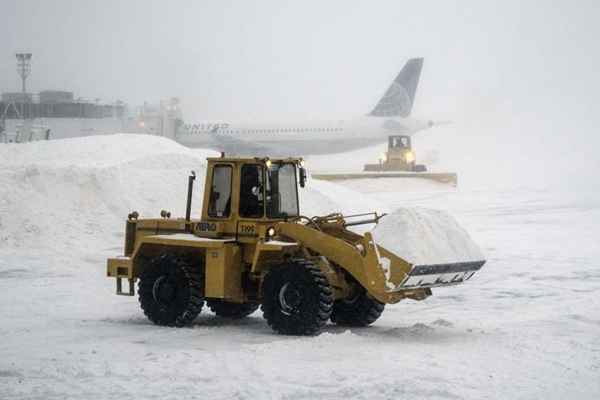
266;163;299;218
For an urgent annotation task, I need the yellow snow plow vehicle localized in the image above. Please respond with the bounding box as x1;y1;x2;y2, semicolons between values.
313;135;458;185
107;156;484;335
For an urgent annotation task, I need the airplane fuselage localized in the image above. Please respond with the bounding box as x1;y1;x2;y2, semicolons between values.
174;58;430;156
175;116;432;156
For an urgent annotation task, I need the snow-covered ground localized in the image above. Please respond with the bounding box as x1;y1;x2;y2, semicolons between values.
1;134;599;399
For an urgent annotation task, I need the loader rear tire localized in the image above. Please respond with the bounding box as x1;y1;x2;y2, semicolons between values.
138;254;204;327
207;300;259;319
261;261;333;335
331;290;385;327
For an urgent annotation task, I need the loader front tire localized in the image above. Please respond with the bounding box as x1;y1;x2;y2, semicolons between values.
330;290;385;327
207;300;259;319
138;254;204;327
261;261;333;335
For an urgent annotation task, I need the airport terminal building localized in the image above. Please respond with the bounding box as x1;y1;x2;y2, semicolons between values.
0;90;130;142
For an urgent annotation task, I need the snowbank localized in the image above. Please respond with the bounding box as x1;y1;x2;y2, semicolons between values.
0;134;385;252
372;207;484;265
0;135;214;252
0;133;201;169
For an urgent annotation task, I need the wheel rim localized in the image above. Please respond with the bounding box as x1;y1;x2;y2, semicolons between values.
278;282;302;315
152;275;177;307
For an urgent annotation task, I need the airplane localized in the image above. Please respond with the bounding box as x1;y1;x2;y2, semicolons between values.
175;58;435;156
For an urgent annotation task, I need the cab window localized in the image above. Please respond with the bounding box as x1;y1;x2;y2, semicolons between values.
208;165;232;218
239;164;264;218
266;163;299;218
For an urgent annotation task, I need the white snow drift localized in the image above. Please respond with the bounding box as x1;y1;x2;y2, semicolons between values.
1;134;598;400
0;134;385;253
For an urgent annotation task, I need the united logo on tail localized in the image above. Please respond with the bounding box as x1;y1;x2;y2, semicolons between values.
369;58;423;118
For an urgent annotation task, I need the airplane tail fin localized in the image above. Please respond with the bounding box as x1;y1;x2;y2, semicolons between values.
369;58;423;118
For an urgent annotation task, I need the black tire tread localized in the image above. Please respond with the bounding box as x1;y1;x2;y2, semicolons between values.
138;254;204;327
261;260;334;335
330;290;385;327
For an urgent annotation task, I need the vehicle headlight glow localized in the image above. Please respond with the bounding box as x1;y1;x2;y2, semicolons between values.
267;227;276;237
405;151;415;163
265;159;272;169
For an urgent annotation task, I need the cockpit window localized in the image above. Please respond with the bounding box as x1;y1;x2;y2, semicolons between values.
266;163;299;218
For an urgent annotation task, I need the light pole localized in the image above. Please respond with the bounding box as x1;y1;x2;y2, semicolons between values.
16;53;32;95
16;53;32;119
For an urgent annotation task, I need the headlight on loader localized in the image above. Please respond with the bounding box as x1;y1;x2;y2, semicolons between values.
267;226;276;238
405;151;415;163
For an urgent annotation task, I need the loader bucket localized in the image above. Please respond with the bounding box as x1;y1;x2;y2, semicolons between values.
375;245;485;291
276;208;485;304
370;207;486;292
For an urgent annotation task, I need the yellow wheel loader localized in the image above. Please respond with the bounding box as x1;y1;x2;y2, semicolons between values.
107;156;485;335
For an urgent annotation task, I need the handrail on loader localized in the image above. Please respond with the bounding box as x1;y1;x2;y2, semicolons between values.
310;212;387;227
343;212;387;227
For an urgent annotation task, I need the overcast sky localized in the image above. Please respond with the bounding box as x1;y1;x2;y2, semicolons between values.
2;0;599;170
1;1;599;186
1;1;597;119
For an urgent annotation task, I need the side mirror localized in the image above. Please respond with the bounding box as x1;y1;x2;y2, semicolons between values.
299;167;307;188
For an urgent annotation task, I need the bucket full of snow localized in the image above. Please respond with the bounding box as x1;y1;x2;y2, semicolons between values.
371;207;486;291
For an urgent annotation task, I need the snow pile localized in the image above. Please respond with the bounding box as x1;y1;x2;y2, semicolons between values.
0;133;200;169
372;207;484;265
0;135;211;251
0;134;384;252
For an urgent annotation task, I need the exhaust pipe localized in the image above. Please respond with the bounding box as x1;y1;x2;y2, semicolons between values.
185;171;196;231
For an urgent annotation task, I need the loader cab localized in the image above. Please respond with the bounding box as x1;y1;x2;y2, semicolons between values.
199;157;303;239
